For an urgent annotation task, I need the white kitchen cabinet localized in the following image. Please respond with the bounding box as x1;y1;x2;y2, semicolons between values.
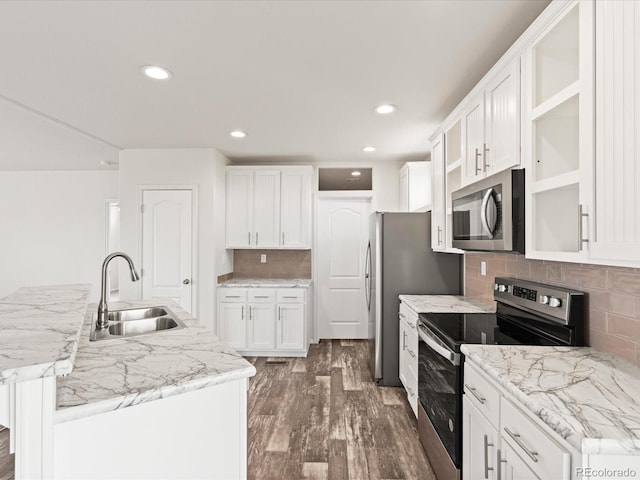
498;442;539;480
430;133;446;251
398;301;419;417
590;0;640;264
280;169;312;249
218;287;309;356
524;1;594;263
399;162;432;212
462;58;520;187
463;397;498;480
226;166;313;250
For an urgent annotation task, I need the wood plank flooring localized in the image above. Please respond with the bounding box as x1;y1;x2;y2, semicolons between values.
247;339;436;480
0;427;13;480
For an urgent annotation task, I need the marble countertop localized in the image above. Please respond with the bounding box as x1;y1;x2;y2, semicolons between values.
461;345;640;456
0;284;91;384
218;278;312;288
56;299;256;423
399;294;495;314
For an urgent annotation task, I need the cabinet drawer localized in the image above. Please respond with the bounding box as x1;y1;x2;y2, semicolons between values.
276;289;305;303
248;289;275;303
500;397;570;480
399;302;419;330
464;362;501;429
219;288;247;303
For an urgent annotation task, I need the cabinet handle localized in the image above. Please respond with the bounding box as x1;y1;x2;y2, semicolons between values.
496;449;507;480
278;306;282;321
225;295;241;298
402;331;406;351
483;143;490;171
407;321;416;329
249;306;253;321
437;226;443;245
256;232;258;246
407;348;416;359
241;305;245;320
484;434;494;479
248;232;251;245
475;148;482;174
282;232;285;244
283;296;298;299
578;204;589;249
464;384;486;404
504;427;538;463
254;295;269;298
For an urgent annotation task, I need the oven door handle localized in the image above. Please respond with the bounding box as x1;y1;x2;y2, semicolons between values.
418;325;461;366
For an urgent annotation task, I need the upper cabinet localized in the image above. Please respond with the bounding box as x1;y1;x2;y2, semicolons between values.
430;134;446;251
399;161;432;212
226;166;313;250
590;0;640;264
461;58;520;187
523;1;593;262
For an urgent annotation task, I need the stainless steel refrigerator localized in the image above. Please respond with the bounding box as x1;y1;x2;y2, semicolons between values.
366;211;462;386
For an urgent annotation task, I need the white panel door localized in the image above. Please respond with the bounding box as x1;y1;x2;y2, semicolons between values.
219;303;246;349
247;303;275;349
142;189;193;312
463;397;499;480
280;170;311;248
462;96;485;186
226;171;253;248
485;58;520;176
316;198;371;339
253;171;280;248
592;0;640;262
276;303;305;350
499;442;540;480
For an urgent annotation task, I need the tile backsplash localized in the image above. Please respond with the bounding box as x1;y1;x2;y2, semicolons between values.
465;252;640;364
232;250;312;279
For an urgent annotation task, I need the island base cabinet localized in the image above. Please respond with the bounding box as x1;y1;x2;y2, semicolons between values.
53;378;249;479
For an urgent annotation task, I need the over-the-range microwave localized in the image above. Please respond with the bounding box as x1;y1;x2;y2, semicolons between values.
451;169;524;253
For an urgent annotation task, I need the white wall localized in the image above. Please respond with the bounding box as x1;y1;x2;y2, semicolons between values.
0;171;119;299
118;149;231;331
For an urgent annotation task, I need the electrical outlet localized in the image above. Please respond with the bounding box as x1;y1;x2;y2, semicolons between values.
260;254;267;264
481;261;487;276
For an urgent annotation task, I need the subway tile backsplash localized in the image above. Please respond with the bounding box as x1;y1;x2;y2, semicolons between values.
465;252;640;364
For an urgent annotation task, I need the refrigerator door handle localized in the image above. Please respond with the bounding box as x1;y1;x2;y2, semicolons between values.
364;241;372;311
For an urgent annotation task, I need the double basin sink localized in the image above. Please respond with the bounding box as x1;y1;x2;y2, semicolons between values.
90;306;185;341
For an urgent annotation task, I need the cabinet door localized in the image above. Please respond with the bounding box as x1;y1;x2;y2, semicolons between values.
219;303;247;349
253;171;281;248
498;443;540;480
398;319;408;389
485;58;520;176
592;0;640;263
463;397;499;480
399;166;409;212
280;170;311;248
247;303;276;350
225;171;253;248
276;303;305;350
462;96;485;186
431;134;446;251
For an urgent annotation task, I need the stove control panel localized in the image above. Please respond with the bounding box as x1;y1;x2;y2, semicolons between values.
493;277;583;325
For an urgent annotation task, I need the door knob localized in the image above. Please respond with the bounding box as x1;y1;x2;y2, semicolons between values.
183;279;191;285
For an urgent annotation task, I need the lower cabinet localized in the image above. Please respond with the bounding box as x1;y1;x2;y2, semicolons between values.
398;301;419;417
218;287;309;356
463;397;498;480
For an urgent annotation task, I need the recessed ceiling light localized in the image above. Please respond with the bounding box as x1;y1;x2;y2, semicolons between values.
141;65;173;80
362;146;376;153
230;130;247;138
375;104;397;114
351;171;362;176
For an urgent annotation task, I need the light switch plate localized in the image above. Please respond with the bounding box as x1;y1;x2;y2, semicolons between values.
481;261;487;276
260;254;267;263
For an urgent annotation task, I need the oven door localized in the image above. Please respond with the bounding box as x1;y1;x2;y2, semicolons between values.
417;323;462;468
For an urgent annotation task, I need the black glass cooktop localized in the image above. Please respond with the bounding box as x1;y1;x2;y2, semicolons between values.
418;308;570;352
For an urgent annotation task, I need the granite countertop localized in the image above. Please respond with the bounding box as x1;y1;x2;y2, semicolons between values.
218;278;312;288
399;294;495;314
461;344;640;456
56;298;256;423
0;284;91;384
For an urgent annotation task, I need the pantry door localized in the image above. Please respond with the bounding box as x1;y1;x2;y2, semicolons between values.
141;189;194;313
315;197;371;339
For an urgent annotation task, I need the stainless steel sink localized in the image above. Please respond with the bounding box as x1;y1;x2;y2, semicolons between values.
90;306;185;341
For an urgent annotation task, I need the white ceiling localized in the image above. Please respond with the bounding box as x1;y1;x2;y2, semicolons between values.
0;0;550;171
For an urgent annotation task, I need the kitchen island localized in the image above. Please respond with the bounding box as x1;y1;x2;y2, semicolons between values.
0;284;256;479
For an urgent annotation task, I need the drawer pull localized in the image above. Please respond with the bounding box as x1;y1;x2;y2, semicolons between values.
464;384;486;404
241;305;245;320
254;295;270;298
504;427;538;463
496;449;507;480
225;295;241;298
282;296;298;299
484;434;494;479
407;348;416;359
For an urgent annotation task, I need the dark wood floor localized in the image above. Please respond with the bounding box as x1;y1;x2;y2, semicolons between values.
0;427;13;480
247;339;436;480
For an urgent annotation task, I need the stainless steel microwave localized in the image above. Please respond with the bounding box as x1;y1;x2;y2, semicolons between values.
451;169;524;253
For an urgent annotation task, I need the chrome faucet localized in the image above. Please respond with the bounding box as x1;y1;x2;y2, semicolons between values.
96;252;140;330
